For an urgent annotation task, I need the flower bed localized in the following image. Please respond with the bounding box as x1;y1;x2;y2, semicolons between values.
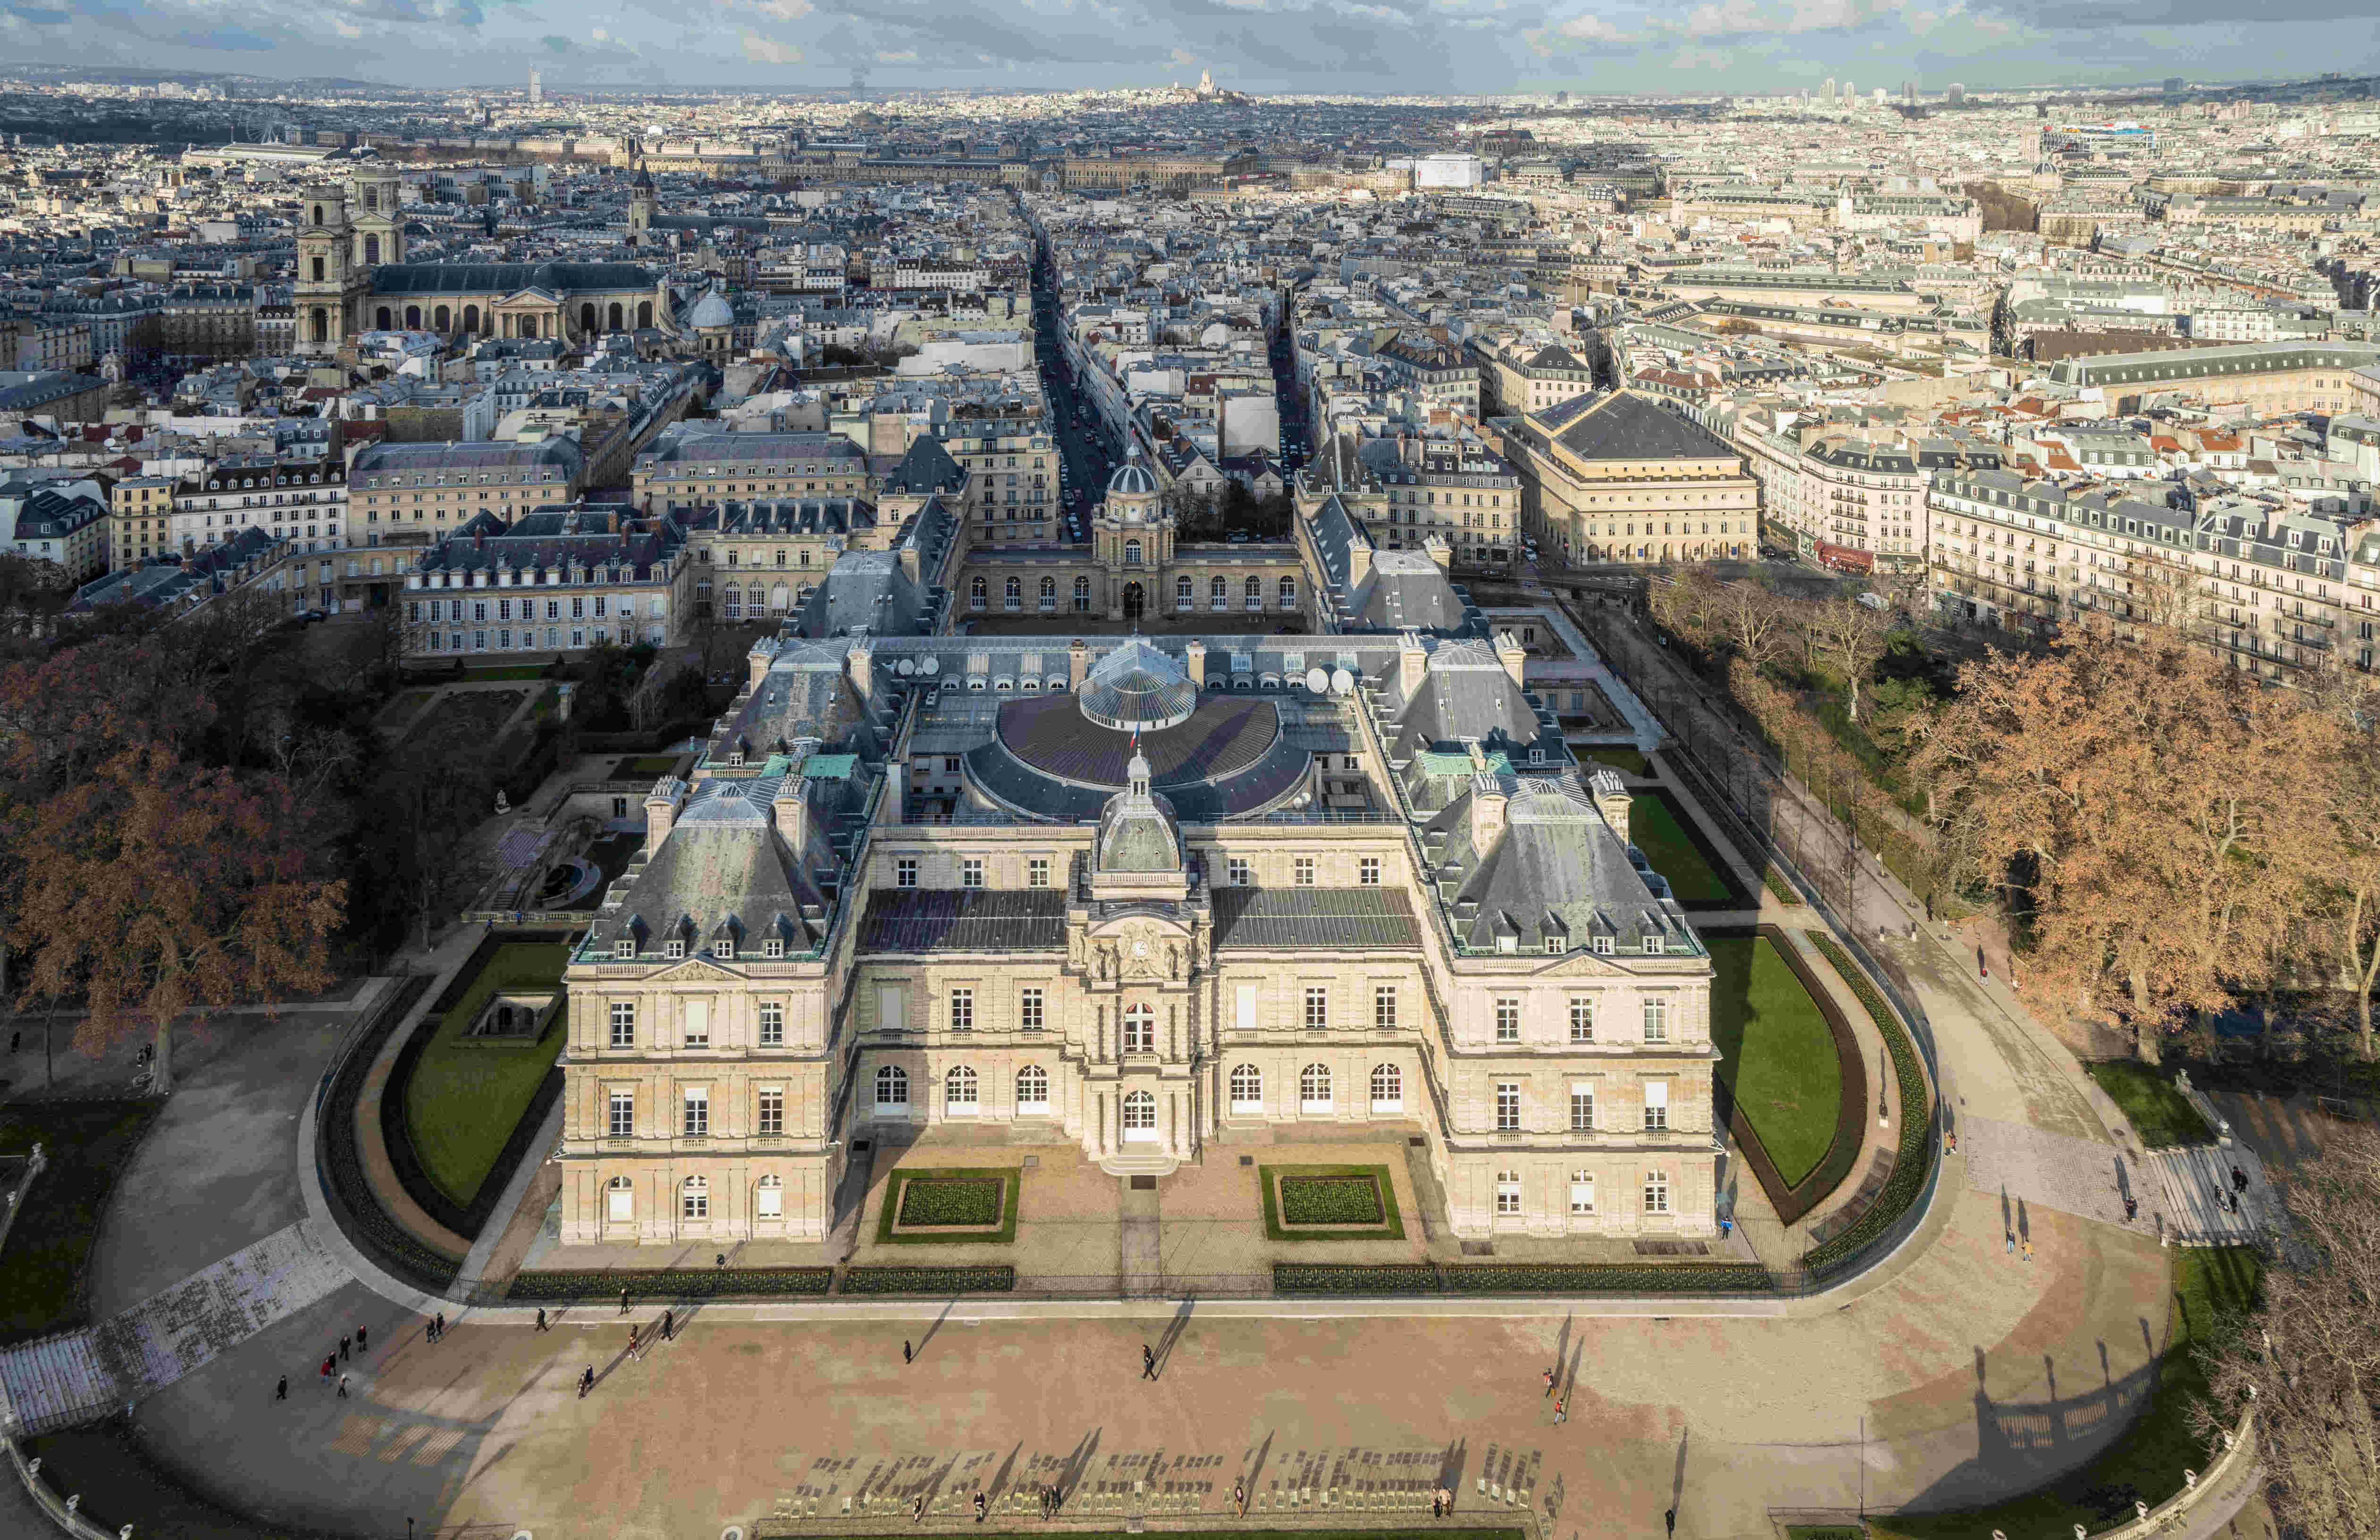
1259;1163;1406;1240
875;1167;1020;1245
1764;867;1803;906
1802;933;1933;1274
1442;1263;1775;1294
1278;1173;1385;1227
842;1264;1016;1295
507;1267;833;1302
1273;1263;1441;1295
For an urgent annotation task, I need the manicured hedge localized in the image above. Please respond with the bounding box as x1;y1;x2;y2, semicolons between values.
875;1167;1020;1245
1273;1263;1441;1294
1278;1173;1385;1227
506;1267;833;1301
842;1264;1015;1295
1443;1263;1774;1294
1802;933;1933;1273
1259;1163;1406;1240
898;1175;1005;1227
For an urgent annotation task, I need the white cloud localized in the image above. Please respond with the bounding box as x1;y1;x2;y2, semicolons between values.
739;25;799;59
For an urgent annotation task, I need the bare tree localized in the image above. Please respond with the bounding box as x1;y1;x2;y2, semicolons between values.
1811;598;1896;722
2193;1129;2380;1540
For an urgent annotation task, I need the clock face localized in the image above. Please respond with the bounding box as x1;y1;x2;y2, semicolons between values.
1132;939;1150;957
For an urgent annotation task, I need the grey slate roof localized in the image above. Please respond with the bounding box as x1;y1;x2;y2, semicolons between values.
370;261;658;296
1382;637;1564;765
883;435;967;496
1211;887;1421;950
1546;389;1737;462
1421;775;1691;954
857;888;1068;953
599;775;822;957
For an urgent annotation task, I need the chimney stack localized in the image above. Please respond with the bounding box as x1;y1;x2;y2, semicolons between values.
1397;628;1428;697
846;638;875;703
1589;768;1632;848
643;777;683;854
773;779;808;857
1348;535;1372;590
1494;628;1526;687
1468;772;1508;853
1185;639;1206;688
1068;638;1090;692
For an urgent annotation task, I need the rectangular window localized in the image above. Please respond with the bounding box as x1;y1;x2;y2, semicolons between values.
1236;983;1257;1033
1358;856;1381;886
609;1001;634;1049
758;1001;783;1047
1374;985;1398;1031
1496;1171;1522;1215
1643;1080;1669;1132
1571;1084;1595;1132
950;988;974;1031
1495;996;1521;1043
1495;1080;1522;1132
757;1089;783;1137
682;999;709;1048
1027;857;1050;888
1643;998;1667;1043
1569;998;1594;1043
681;1087;708;1138
1644;1170;1670;1214
896;857;918;888
607;1088;633;1138
877;983;905;1032
1020;987;1044;1031
1294;856;1316;886
1570;1173;1596;1214
1228;857;1252;886
961;857;984;889
1304;986;1328;1030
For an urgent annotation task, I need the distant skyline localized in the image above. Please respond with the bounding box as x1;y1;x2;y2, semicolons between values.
0;0;2373;100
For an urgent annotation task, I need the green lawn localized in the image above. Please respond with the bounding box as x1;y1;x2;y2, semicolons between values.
1626;789;1742;905
875;1167;1020;1244
1579;745;1651;777
1785;1528;1867;1540
2086;1062;2214;1148
0;1102;158;1343
1260;1163;1406;1240
457;663;550;682
1708;937;1845;1187
613;754;685;778
404;943;569;1206
1871;1248;2262;1539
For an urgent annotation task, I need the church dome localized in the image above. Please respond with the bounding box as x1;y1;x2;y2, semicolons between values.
1079;638;1196;733
1106;454;1158;499
688;288;734;330
1095;751;1183;874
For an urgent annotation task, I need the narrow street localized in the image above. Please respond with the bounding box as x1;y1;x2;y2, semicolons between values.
1029;241;1114;545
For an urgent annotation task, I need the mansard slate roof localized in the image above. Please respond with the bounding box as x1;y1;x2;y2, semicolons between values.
1211;887;1421;950
1424;774;1694;955
1544;389;1736;462
858;888;1068;953
598;775;822;958
369;261;659;295
882;434;967;495
709;640;879;762
1380;637;1564;765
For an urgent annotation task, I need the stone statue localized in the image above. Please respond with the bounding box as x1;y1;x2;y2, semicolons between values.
1166;941;1184;980
495;788;511;815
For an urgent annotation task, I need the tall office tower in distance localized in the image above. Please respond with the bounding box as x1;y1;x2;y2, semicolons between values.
1821;77;1837;101
529;70;542;105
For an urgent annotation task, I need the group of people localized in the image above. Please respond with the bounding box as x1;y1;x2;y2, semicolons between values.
277;1324;372;1404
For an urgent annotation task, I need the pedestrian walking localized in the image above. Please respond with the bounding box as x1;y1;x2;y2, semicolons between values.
1141;1343;1157;1380
340;1334;351;1363
2232;1164;2248;1193
336;1373;349;1399
320;1355;334;1385
621;1288;631;1316
1552;1395;1566;1425
2004;1231;2014;1256
913;1496;927;1523
2021;1238;2034;1263
973;1489;987;1523
536;1308;548;1332
356;1326;367;1353
629;1324;640;1353
578;1366;593;1398
903;1339;914;1364
2229;1191;2241;1215
1542;1366;1557;1397
1430;1490;1443;1519
2124;1195;2139;1222
275;1375;287;1402
1718;1215;1732;1240
663;1309;674;1342
1945;1130;1958;1155
1233;1480;1245;1516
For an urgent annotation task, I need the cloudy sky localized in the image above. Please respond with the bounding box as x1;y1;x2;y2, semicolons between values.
0;0;2370;96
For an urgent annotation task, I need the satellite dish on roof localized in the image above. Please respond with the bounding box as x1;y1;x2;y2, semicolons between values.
1304;667;1329;694
895;658;915;676
919;656;940;676
1329;668;1354;696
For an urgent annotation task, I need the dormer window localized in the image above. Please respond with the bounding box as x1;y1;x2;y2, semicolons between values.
1592;935;1615;955
763;938;785;959
665;939;686;960
1545;936;1567;954
712;939;735;961
1644;936;1664;954
614;938;635;959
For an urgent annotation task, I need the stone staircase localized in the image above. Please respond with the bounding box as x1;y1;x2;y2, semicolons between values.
0;1330;116;1435
2146;1144;2273;1246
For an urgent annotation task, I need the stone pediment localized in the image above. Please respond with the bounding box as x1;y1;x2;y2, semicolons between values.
1074;911;1202;985
1542;951;1623;977
651;956;740;984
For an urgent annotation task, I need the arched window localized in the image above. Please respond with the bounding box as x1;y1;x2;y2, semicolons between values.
1279;577;1297;606
1073;576;1091;610
606;1174;633;1223
1370;1063;1403;1111
1124;538;1143;566
579;302;597;335
1300;1063;1332;1111
638;300;654;328
1245;576;1262;600
875;1064;909;1108
608;301;625;331
1017;1065;1050;1111
363;234;381;265
374;305;393;331
945;1064;979;1111
1004;576;1021;609
1229;1063;1261;1111
1121;1088;1158;1139
756;1173;784;1220
1040;577;1056;602
433;304;450;331
1211;577;1228;601
969;576;987;610
463;304;480;332
310;308;329;343
721;586;742;620
681;1175;708;1220
1122;1004;1154;1054
404;304;421;329
1176;576;1194;606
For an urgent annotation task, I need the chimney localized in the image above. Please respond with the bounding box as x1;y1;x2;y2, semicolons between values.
1589;768;1632;848
1494;628;1526;686
1185;639;1206;688
747;639;775;691
1468;772;1508;854
1068;638;1090;692
884;757;907;823
1397;628;1428;697
643;777;682;854
773;780;808;856
846;638;874;703
1348;536;1372;590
